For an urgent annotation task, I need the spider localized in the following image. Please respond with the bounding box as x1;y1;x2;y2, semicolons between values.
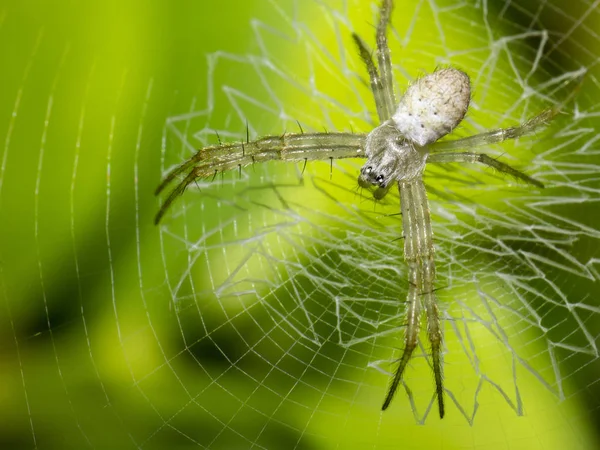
155;0;561;419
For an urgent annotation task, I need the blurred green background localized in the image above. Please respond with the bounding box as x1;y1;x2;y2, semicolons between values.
1;0;599;449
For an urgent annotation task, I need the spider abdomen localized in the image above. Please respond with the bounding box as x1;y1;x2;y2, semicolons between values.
392;68;470;146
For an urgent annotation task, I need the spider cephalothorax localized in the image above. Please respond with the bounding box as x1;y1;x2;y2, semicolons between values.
358;121;426;195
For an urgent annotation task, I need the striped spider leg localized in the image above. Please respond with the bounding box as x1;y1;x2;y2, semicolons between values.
154;133;366;224
156;0;556;419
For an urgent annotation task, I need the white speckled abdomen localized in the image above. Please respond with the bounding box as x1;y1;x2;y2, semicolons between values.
392;68;471;146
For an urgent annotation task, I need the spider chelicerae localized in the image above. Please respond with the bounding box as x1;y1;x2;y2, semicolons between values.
155;0;564;419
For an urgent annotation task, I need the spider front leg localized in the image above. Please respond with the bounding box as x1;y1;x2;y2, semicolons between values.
427;151;544;188
154;168;203;225
382;179;445;419
382;277;422;411
154;132;366;224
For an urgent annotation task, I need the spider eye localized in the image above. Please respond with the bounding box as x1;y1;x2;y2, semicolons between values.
364;166;373;174
376;174;384;183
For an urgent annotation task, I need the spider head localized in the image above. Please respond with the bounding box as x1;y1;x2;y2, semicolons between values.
358;120;428;198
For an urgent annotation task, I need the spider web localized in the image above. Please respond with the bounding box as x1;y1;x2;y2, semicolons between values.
2;0;600;449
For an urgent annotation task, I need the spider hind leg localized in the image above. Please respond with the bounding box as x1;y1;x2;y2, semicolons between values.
352;0;396;123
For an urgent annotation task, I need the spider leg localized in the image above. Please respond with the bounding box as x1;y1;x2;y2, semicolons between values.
423;289;444;418
352;0;396;122
382;282;421;411
376;0;396;119
430;69;585;153
428;107;558;153
427;151;544;188
155;152;205;196
154;168;199;224
352;34;388;123
155;132;366;223
383;179;444;418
